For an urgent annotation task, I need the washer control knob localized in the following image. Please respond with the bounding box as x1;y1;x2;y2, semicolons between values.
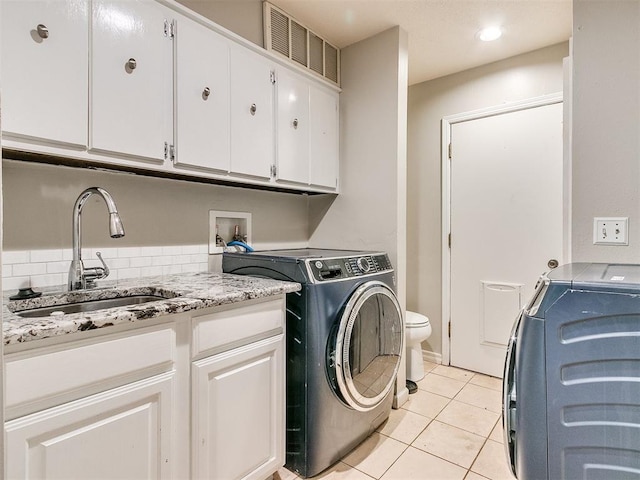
315;260;323;269
356;257;371;273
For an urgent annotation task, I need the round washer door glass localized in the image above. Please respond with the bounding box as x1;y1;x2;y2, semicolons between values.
334;281;404;411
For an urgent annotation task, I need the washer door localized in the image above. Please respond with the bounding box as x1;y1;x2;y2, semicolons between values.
332;281;404;411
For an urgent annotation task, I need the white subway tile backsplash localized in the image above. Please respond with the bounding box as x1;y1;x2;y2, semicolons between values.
31;273;65;288
13;263;47;277
30;249;64;263
140;266;163;277
130;256;153;268
140;246;163;257
47;261;69;274
3;276;31;291
118;247;141;258
3;244;209;291
3;251;30;265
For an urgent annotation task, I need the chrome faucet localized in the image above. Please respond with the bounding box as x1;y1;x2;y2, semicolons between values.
68;187;125;291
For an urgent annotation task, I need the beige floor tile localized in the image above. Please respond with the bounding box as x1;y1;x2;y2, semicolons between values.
402;389;450;419
432;365;475;382
276;467;301;480
380;446;467;480
377;408;431;444
470;373;503;392
436;400;500;437
489;419;503;444
423;361;438;374
412;421;485;469
471;440;516;480
417;373;467;398
310;462;376;480
465;472;490;480
342;432;407;479
455;383;502;413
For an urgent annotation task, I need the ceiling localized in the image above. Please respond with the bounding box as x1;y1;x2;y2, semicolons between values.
267;0;572;85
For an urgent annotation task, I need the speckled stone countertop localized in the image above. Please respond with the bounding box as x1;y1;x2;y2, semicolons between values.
3;272;301;346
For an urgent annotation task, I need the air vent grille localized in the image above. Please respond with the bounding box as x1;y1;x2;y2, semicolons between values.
269;7;290;58
264;2;340;86
291;20;308;66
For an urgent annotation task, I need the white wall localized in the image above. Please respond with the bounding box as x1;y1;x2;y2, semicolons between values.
407;42;569;356
571;0;640;262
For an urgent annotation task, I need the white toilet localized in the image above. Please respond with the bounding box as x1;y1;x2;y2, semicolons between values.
405;311;432;382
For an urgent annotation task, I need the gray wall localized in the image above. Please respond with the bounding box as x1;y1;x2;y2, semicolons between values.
2;160;309;251
175;0;264;47
407;42;569;356
571;0;640;262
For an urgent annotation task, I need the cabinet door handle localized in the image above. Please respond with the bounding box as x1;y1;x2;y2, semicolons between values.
36;24;49;39
250;103;257;115
293;118;299;129
203;87;211;99
126;58;137;71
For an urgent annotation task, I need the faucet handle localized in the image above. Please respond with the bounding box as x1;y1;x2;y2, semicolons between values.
95;252;110;278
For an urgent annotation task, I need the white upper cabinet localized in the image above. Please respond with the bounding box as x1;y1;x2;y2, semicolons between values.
90;0;173;162
276;69;310;185
229;44;274;179
0;0;88;147
173;15;230;172
275;68;339;190
309;85;339;189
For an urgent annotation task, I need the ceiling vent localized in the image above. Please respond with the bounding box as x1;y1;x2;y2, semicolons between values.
264;2;340;86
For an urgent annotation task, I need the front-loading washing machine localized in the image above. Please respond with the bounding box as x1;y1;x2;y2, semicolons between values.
223;249;404;478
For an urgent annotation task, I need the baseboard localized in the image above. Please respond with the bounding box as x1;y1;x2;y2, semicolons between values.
393;385;410;409
422;350;442;365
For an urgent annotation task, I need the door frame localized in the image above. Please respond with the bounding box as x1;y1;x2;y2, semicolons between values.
440;92;570;368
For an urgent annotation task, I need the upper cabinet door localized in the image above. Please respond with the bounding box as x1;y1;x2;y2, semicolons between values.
90;0;173;162
174;16;230;172
309;86;339;189
229;45;274;179
0;0;88;147
276;69;310;185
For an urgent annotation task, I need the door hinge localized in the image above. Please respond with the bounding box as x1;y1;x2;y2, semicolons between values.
448;321;451;338
448;143;452;159
270;70;276;85
270;164;277;177
164;19;175;39
164;142;175;161
448;233;451;248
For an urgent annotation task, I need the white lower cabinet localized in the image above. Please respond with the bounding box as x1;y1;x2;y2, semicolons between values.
4;296;286;480
5;373;174;479
192;335;285;480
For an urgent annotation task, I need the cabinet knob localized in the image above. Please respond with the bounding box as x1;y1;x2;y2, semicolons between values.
126;58;137;72
203;87;211;99
36;24;49;39
250;103;257;116
293;118;299;129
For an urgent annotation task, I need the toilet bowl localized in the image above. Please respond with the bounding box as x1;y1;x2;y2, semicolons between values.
405;311;432;382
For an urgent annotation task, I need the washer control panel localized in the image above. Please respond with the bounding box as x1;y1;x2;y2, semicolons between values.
307;254;393;282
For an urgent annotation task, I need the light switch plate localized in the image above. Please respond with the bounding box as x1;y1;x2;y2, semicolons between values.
593;217;628;245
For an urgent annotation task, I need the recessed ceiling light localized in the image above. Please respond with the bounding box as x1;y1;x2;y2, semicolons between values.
478;26;502;42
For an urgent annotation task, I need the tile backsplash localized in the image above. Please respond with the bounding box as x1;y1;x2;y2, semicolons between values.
2;245;209;292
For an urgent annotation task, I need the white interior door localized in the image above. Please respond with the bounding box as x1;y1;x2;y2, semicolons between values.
449;101;564;377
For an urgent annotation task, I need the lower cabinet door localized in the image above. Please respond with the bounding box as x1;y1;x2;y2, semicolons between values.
192;334;285;480
5;373;174;479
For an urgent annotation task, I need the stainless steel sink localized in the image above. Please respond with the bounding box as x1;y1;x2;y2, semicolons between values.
14;295;167;318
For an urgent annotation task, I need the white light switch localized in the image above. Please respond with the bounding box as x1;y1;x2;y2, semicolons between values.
593;217;628;245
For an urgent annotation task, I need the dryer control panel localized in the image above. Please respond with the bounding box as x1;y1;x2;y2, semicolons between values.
306;254;393;283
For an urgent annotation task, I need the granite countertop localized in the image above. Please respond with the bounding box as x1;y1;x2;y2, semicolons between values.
3;272;301;346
